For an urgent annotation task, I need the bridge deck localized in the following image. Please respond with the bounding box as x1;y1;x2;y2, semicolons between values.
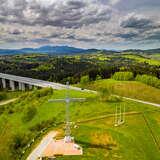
0;73;96;93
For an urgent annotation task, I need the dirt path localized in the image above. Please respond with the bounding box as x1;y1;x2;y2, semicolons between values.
77;111;141;124
142;113;160;151
27;131;58;160
0;98;18;106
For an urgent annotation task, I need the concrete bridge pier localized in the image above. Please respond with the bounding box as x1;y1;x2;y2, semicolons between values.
29;84;33;90
21;83;25;91
18;82;22;90
9;80;15;91
2;79;6;89
18;82;26;91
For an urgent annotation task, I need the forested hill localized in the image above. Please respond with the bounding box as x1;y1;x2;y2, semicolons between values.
0;52;159;84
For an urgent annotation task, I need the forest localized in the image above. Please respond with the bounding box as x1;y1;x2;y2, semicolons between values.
0;51;159;85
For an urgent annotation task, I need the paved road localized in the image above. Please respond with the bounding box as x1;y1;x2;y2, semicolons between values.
0;98;17;106
27;131;57;160
122;96;160;108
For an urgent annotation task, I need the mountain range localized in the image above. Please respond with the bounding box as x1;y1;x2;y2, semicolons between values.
0;45;159;55
0;45;99;55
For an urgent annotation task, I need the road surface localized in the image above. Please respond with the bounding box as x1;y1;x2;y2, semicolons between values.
122;96;160;108
27;131;57;160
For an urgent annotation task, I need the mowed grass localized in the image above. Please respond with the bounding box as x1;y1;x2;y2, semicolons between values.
57;114;160;160
143;112;160;145
123;54;160;66
78;79;160;104
0;88;160;159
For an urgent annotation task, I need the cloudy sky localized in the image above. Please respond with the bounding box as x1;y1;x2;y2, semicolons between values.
0;0;160;49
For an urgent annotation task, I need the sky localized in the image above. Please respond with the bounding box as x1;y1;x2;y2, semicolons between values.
0;0;160;50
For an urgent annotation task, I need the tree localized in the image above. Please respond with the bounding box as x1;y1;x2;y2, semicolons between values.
112;72;134;81
80;75;90;84
10;132;31;158
96;75;102;80
135;74;160;88
22;106;37;122
0;92;7;101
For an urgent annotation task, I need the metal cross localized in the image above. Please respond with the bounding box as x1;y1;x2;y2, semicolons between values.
49;82;86;143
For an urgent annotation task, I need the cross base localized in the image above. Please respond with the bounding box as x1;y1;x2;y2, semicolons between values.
41;138;83;158
114;120;125;127
64;136;74;143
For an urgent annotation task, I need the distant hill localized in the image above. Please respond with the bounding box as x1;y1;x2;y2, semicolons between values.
123;48;160;54
0;45;159;55
0;45;100;55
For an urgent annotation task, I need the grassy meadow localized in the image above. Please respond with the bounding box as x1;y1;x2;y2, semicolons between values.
78;79;160;104
0;85;159;159
148;53;160;61
123;54;160;66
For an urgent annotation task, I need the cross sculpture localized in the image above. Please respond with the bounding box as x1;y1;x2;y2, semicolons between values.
49;82;86;143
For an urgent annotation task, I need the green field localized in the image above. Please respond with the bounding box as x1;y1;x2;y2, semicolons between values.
0;85;160;159
78;79;160;104
123;54;160;66
148;53;160;61
57;114;160;160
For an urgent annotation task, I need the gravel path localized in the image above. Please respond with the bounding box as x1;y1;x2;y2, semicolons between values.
0;98;18;106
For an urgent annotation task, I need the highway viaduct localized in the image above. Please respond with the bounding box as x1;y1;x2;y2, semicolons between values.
0;73;96;93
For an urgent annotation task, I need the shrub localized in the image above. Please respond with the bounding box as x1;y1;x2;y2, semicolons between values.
96;75;102;80
62;76;75;84
0;106;5;115
99;88;111;102
135;74;160;88
22;106;37;122
10;132;32;158
0;92;7;101
112;72;134;81
107;95;122;102
19;92;31;101
34;88;53;98
29;118;57;132
80;75;90;84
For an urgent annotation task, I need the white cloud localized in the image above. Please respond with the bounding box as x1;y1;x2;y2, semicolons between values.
0;0;159;49
109;0;121;5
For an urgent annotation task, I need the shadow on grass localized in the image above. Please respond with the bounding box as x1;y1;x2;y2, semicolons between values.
76;140;117;150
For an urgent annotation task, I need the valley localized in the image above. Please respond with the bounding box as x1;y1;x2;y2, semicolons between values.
0;50;159;160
